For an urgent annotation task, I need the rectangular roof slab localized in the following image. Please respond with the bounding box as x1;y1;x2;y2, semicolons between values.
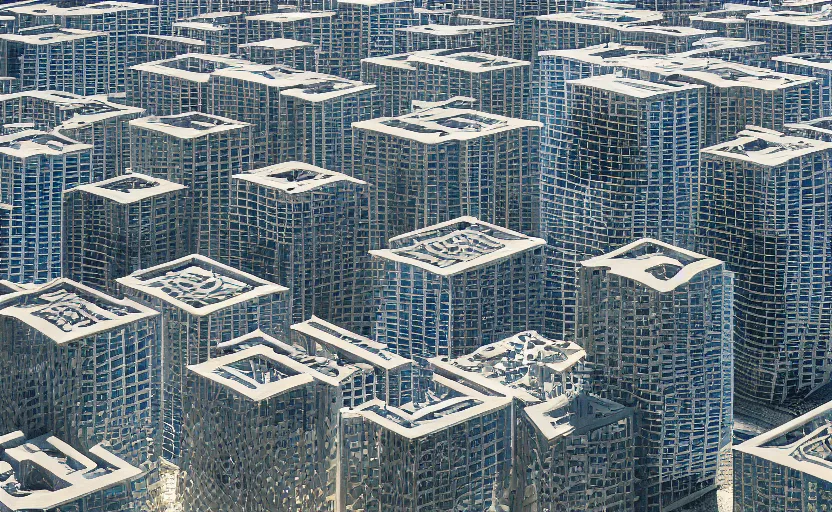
116;254;287;316
0;278;158;344
581;237;724;292
233;161;365;193
370;217;545;276
0;431;142;512
69;172;187;204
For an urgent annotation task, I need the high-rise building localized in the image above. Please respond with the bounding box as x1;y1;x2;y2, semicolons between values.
339;376;513;512
352;99;541;246
63;173;189;295
541;75;705;338
631;0;721;24
0;279;162;471
337;0;416;79
182;341;371;511
746;9;832;56
117;254;289;463
734;400;832;512
0;78;16;95
689;5;766;38
238;38;317;69
394;18;515;56
617;25;715;53
775;53;832;118
362;48;531;118
9;2;160;94
0;432;149;512
126;34;207;68
0;90;143;181
536;7;663;52
245;11;341;74
430;330;586;403
697;126;832;404
675;37;771;68
518;393;636;512
0;28;109;96
292;316;413;405
577;239;734;511
230;162;372;332
127;53;251;116
371;217;545;395
208;65;374;169
172;11;246;55
0;130;92;284
129;112;253;259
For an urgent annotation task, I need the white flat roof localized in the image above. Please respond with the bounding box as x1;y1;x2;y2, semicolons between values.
568;74;704;98
292;316;412;371
128;111;250;139
246;11;336;22
537;8;664;28
278;76;375;102
747;8;832;26
342;376;511;439
370;216;545;276
773;52;832;71
9;1;155;16
353;102;540;143
0;278;159;344
117;254;287;316
129;53;254;82
407;49;530;72
0;28;106;44
209;64;327;88
361;52;417;70
239;37;315;50
538;42;650;65
702;125;832;166
68;172;186;204
188;343;355;401
622;24;715;37
581;238;724;292
523;393;632;442
612;55;818;90
735;399;832;482
0;431;142;511
396;22;512;36
173;21;226;32
685;37;767;52
232;161;365;194
0;130;92;159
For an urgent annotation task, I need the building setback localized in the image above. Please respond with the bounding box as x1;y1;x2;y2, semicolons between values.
63;173;189;295
126;34;207;69
117;254;289;463
231;162;372;332
0;432;149;512
734;400;832;511
339;376;513;512
675;37;771;68
536;7;663;52
518;394;635;512
129;112;253;260
172;11;246;55
182;340;372;511
775;53;832;117
697;127;832;404
746;9;832;56
238;38;317;70
541;75;705;338
245;11;341;75
0;90;144;181
352;98;542;247
362;48;531;118
9;2;160;94
371;217;545;396
0;28;109;96
0;279;162;475
0;130;92;284
337;0;416;79
293;316;413;406
394;18;515;57
577;239;734;512
126;53;252;117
